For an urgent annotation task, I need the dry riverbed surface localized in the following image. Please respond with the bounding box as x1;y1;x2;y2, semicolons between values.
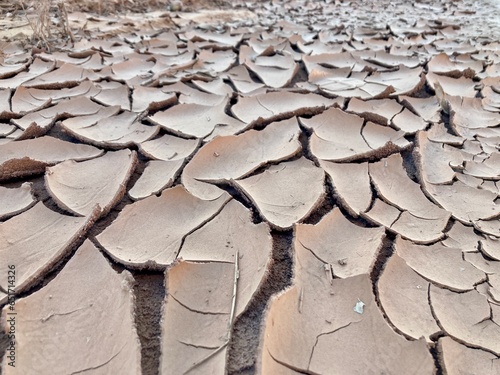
1;0;500;374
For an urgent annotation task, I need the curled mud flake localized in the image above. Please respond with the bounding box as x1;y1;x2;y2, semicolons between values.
301;107;408;162
221;65;265;95
430;285;500;355
23;63;99;89
480;235;500;261
0;182;36;220
0;58;55;89
259;272;434;375
92;82;130;110
12;96;103;137
447;96;500;139
347;97;402;125
131;86;177;113
427;53;481;77
439;337;500;375
0;203;99;303
61;110;159;148
180;200;272;316
1;240;141;375
45;149;137;217
396;236;486;292
399;95;441;123
426;72;477;98
391;108;428;134
139;134;200;161
378;254;439;341
234;157;325;230
0;136;103;181
128;160;183;201
161;201;272;373
321;161;371;216
364;65;425;96
370;153;449;220
296;208;385;278
442;221;480;252
416;131;462;185
182;117;301;201
11;86;52;114
96;186;231;268
231;91;336;125
148;98;244;139
244;52;299;88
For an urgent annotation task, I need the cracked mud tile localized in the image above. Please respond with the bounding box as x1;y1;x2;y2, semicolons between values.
427;53;481;78
416;130;463;184
60;110;159;149
0;203;99;304
92;82;130;110
10;81;100;112
131;87;177;113
1;240;141;374
442;221;480;252
0;136;104;181
369;154;450;222
300;107;409;162
295;208;385;278
10;86;52;114
362;197;448;244
396;236;486;292
179;199;272;316
243;50;298;88
0;58;55;89
307;68;394;99
426;72;477;98
138;134;200;162
464;252;500;303
160;81;227;107
399;96;441;124
161;261;234;375
45;149;137;217
346;98;403;126
222;65;265;95
416;133;500;223
182;117;301;201
233;157;325;230
364;66;425;96
161;200;272;374
430;285;500;355
148;98;245;139
378;254;440;341
12;96;103;138
320;161;371;217
193;49;236;74
446;96;500;139
128;160;184;201
438;336;500;375
22;63;99;89
96;186;230;268
230;91;336;125
259;242;433;374
0;183;36;220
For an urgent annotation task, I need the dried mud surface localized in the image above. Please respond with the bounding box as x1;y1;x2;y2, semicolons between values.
1;0;500;374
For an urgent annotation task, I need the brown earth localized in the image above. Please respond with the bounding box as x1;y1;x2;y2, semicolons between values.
0;0;500;374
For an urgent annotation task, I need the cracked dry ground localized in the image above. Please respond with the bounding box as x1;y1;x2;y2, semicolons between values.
1;0;500;374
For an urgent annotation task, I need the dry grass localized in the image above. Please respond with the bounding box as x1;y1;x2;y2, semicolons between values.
17;0;73;50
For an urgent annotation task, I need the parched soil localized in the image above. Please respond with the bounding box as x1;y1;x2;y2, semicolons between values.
1;0;500;374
